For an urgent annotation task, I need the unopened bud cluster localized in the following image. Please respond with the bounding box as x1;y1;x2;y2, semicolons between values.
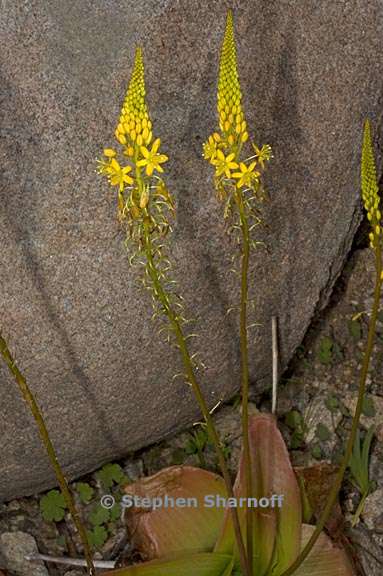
361;120;381;250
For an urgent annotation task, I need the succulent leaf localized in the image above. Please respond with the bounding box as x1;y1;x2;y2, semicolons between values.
123;465;227;559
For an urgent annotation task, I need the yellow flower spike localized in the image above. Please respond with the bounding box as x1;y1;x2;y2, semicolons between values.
137;138;169;176
217;10;245;141
103;148;116;158
211;149;238;179
361;120;381;245
232;161;260;188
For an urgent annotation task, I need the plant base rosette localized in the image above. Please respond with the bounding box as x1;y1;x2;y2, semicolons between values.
101;414;354;575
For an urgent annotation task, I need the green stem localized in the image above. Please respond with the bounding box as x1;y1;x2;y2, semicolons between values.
142;219;250;576
0;334;95;576
351;490;369;527
280;246;382;576
236;192;253;576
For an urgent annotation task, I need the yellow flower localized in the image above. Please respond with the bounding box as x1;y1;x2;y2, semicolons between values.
137;138;168;176
252;143;272;169
108;158;134;191
203;135;218;160
211;149;238;179
232;162;260;188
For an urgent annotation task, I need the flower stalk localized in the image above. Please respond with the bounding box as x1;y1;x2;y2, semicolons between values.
280;119;382;576
0;333;95;576
203;11;272;573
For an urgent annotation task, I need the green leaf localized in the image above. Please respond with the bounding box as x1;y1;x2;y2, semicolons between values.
325;395;339;413
123;466;227;559
285;410;304;431
96;463;128;489
76;482;94;504
362;396;376;417
348;318;362;341
315;423;331;442
88;525;108;549
318;337;333;365
40;490;67;522
109;502;121;522
311;445;322;460
89;504;110;526
100;552;233;576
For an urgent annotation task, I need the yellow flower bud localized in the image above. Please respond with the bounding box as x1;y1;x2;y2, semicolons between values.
117;123;125;134
228;134;234;145
241;131;249;143
220;110;226;122
224;120;231;132
376;225;381;235
137;134;143;146
131;130;136;142
117;133;127;145
103;148;116;158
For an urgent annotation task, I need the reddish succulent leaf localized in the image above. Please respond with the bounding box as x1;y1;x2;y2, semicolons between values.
123;466;227;559
100;552;233;576
215;413;302;575
293;524;355;576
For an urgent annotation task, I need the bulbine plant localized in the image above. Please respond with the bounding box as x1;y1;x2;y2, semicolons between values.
97;9;376;576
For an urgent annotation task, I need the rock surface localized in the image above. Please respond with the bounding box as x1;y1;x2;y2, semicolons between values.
0;532;49;576
1;1;383;500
